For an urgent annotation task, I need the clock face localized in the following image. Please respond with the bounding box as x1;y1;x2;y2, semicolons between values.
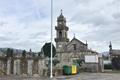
58;44;62;48
59;22;62;25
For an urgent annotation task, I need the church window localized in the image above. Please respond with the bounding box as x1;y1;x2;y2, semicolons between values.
73;44;77;50
59;31;62;38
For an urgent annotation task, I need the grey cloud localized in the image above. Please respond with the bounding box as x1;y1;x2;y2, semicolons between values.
0;36;12;41
0;21;7;26
113;13;120;19
0;0;120;52
29;32;48;39
83;25;119;41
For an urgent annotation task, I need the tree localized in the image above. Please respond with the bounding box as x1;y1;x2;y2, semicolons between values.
22;50;26;57
6;48;13;57
32;53;35;57
42;42;56;58
53;59;60;66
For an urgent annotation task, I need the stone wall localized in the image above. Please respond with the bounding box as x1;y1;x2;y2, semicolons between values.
0;57;46;76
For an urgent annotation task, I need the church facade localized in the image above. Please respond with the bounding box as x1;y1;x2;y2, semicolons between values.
109;42;120;70
55;11;98;66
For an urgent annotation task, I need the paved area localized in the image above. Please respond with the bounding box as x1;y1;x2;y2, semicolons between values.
69;73;120;80
0;73;120;80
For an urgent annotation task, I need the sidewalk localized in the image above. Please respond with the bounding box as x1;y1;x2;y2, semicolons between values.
55;74;81;80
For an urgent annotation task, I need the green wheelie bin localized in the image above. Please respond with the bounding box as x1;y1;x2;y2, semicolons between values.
63;65;71;75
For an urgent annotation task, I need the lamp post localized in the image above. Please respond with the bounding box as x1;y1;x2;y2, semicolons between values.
50;0;53;78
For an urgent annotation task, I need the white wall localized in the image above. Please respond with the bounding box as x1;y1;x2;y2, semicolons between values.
85;55;98;63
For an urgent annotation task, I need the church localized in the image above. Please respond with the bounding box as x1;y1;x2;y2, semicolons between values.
54;11;98;66
0;11;101;76
109;42;120;70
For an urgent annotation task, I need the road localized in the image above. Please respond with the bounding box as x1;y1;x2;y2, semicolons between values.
67;73;120;80
0;73;120;80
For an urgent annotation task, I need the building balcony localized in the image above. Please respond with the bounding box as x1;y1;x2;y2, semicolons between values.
55;38;69;42
55;26;69;31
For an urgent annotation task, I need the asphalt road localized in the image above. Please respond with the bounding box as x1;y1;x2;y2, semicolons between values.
62;73;120;80
0;73;120;80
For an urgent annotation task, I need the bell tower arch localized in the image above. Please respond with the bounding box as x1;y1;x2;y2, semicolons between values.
55;10;69;52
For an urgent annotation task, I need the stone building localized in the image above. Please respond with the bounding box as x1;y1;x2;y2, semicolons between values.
109;42;120;70
55;11;98;67
0;11;103;76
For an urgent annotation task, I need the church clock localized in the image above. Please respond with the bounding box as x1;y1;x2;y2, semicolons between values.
58;44;62;48
58;22;62;25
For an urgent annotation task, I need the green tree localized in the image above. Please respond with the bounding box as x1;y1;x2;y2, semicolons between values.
6;48;13;57
42;42;56;58
32;53;35;57
22;50;26;57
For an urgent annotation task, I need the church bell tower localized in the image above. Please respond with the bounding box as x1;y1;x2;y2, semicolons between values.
55;10;69;52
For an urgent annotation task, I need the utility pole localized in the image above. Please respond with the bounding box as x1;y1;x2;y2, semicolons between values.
50;0;53;78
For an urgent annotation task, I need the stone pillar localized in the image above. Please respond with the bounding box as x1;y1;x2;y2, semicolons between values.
27;60;33;76
7;59;11;75
14;60;16;75
14;59;20;75
32;60;39;76
38;60;41;75
99;57;104;72
0;60;2;70
38;59;45;76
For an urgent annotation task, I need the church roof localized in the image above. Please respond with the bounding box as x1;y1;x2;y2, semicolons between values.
111;49;120;55
57;10;66;21
65;37;98;54
66;37;86;46
87;49;98;54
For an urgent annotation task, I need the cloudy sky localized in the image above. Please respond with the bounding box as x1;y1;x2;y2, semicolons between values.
0;0;120;52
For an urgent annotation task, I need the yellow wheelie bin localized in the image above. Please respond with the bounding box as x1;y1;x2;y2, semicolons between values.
71;65;77;75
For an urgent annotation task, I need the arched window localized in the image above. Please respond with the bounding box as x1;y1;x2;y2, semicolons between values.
73;44;77;50
59;31;62;38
